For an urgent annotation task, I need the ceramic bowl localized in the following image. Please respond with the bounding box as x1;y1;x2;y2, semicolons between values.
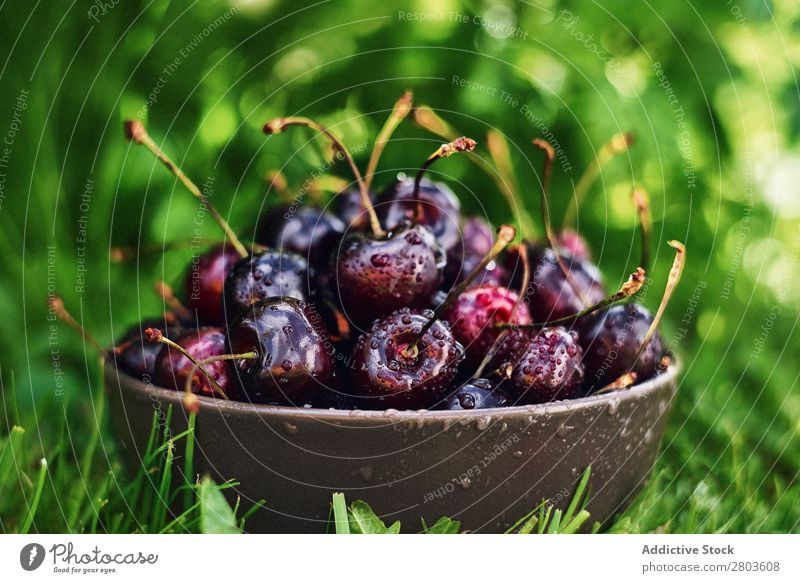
105;361;679;533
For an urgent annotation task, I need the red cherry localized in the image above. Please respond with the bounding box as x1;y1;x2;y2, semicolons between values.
153;327;238;399
184;245;239;325
444;284;531;367
351;308;464;409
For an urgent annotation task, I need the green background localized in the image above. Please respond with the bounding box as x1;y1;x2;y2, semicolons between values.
0;0;798;532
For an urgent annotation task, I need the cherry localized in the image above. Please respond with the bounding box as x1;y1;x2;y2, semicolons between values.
335;137;477;325
445;216;508;288
257;206;345;271
444;284;531;368
580;304;663;392
529;247;606;321
114;316;182;381
335;223;445;325
557;229;590;261
506;327;585;404
223;249;309;322
442;378;509;410
351;308;464;409
227;297;336;404
526;139;606;321
184;245;240;325
377;176;462;257
151;327;239;399
581;240;685;392
333;188;373;230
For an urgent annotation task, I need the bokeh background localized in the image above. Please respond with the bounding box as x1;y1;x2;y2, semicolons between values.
0;0;798;532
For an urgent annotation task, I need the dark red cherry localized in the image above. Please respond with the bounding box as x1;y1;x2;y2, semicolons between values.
227;297;335;404
185;245;240;325
446;216;508;289
258;206;345;271
351;308;464;409
113;316;181;381
377;177;461;256
507;327;584;404
529;247;605;321
442;378;509;410
580;303;663;392
557;229;590;261
334;223;445;326
333;188;374;230
223;249;309;322
443;284;531;367
153;327;237;399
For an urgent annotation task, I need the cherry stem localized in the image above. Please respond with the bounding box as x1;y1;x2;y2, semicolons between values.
413;105;456;140
263;116;384;237
473;242;530;379
632;188;652;272
110;239;208;263
414;106;537;238
532;138;591;307
124;120;248;259
486;130;537;238
497;267;647;330
411;136;477;222
403;225;516;357
48;296;104;353
154;281;193;323
563;132;634;227
633;240;685;362
183;351;257;400
595;372;638;395
265;169;289;200
143;327;225;398
365;91;413;192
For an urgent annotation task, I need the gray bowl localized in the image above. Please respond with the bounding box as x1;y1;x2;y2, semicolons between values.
105;361;679;533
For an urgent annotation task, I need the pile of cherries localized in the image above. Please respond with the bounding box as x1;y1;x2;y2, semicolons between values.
102;96;682;412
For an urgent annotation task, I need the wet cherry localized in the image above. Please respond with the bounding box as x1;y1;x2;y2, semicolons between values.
580;303;663;392
223;249;309;322
257;206;345;271
227;297;335;404
583;240;685;392
335;223;445;325
351;308;464;409
446;216;508;288
507;327;585;404
377;176;462;257
529;247;605;321
444;284;531;368
442;378;509;410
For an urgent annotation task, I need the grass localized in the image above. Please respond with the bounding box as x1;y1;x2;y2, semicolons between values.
0;358;262;534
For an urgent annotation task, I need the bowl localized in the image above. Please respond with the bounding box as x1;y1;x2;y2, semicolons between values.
105;361;679;533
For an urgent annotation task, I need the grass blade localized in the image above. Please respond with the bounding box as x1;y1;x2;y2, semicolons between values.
332;492;350;534
20;458;48;534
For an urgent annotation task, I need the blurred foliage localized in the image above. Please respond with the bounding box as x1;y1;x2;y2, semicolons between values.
0;0;798;532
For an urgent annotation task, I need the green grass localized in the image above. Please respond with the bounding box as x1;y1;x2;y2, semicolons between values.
0;359;262;534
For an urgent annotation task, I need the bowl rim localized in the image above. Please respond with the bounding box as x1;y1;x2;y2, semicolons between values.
106;358;680;421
